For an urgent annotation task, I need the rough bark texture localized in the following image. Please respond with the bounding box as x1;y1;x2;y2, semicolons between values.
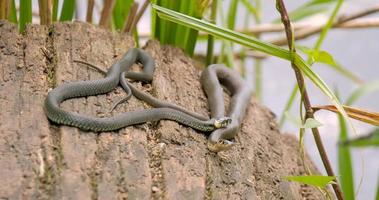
0;21;324;200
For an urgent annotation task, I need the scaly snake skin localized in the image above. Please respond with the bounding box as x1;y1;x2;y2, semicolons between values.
44;48;252;152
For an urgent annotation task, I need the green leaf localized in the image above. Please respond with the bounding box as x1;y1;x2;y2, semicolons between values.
285;175;336;188
344;129;379;147
19;0;32;33
112;0;134;31
298;47;362;83
285;112;323;129
60;0;75;21
300;48;337;66
303;118;323;129
346;80;379;106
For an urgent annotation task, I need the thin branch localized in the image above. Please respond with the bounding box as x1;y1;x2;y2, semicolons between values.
38;0;51;25
86;0;94;23
46;0;52;25
99;0;116;28
338;4;379;22
270;4;379;46
242;17;379;34
338;18;379;28
123;2;139;34
131;0;150;32
275;0;344;199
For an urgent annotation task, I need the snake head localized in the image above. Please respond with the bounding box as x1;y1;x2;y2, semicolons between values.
207;139;235;152
214;117;232;128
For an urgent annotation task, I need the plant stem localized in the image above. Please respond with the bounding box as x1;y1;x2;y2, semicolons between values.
60;0;75;21
8;0;17;23
275;1;344;200
52;0;58;22
123;2;138;34
86;0;94;23
0;0;7;19
19;0;32;32
99;0;116;28
253;0;262;101
132;0;149;29
281;0;344;128
38;0;52;25
206;0;217;66
314;0;343;51
254;59;262;100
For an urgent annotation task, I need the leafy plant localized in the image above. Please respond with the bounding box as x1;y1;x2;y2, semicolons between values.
152;0;210;56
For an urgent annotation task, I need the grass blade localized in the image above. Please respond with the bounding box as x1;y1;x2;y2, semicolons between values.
174;0;191;48
337;114;355;200
151;0;158;38
206;0;217;65
19;0;32;33
8;0;17;23
52;0;59;22
346;80;379;106
241;0;258;20
60;0;75;21
153;5;291;59
279;86;299;127
343;128;379;147
227;0;238;29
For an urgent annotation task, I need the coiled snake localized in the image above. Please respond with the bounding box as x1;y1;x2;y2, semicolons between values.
44;48;252;152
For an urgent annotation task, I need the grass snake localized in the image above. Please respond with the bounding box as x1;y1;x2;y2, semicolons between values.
44;48;252;152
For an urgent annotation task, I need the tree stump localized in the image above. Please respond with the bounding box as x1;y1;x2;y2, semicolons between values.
0;20;324;200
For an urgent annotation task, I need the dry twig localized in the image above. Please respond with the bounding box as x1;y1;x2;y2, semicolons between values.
123;2;139;34
86;0;95;23
99;0;116;28
270;4;379;45
131;0;150;31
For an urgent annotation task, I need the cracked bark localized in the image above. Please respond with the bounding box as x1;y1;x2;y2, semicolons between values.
0;20;326;200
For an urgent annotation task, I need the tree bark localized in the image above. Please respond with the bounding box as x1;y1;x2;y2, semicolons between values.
0;20;324;200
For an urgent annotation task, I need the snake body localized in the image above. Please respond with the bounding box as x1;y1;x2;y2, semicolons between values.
44;48;252;152
44;48;230;132
201;65;253;151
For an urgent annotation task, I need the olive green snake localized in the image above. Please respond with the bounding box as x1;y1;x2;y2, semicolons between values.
44;48;252;152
